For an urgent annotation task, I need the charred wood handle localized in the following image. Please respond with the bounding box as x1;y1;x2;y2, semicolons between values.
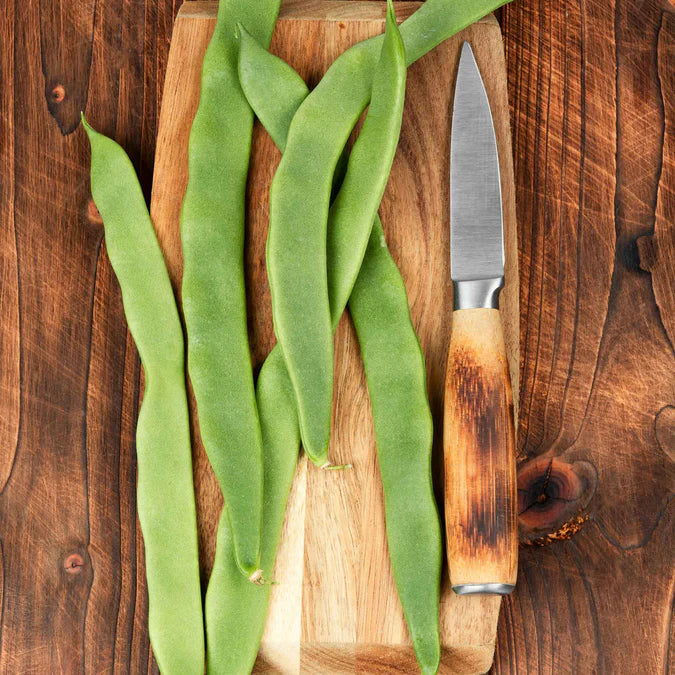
443;308;517;594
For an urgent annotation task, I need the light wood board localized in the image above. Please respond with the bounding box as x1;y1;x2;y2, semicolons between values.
150;2;518;672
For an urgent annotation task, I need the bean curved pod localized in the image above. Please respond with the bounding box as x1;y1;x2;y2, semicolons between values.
205;348;299;674
326;0;406;326
348;219;440;673
180;0;281;577
83;118;204;675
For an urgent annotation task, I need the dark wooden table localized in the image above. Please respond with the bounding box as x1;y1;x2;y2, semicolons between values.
0;0;673;672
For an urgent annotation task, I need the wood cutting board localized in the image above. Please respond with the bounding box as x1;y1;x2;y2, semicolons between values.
150;2;519;672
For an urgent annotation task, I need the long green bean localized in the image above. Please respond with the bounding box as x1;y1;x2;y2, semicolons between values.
326;2;406;327
83;118;204;674
180;0;281;578
348;218;440;673
204;348;299;674
266;0;509;466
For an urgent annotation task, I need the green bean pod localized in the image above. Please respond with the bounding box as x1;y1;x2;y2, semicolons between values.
348;218;440;673
205;348;299;674
83;118;204;675
180;0;281;577
263;40;344;464
326;0;406;326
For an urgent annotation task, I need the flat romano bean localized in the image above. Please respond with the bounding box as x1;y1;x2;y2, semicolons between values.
267;0;510;465
240;12;441;673
83;118;204;675
264;44;340;464
180;0;281;578
205;348;299;674
326;0;406;327
348;218;440;674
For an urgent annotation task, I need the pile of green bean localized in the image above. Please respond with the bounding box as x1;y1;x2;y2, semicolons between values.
83;0;509;672
237;7;445;671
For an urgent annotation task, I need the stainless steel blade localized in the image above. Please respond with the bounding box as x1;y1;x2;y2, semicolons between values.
450;42;504;297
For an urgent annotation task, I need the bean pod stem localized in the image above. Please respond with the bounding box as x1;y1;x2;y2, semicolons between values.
83;118;204;675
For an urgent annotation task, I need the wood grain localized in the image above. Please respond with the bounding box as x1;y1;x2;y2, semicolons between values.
494;0;675;673
0;0;673;673
151;3;517;672
0;0;178;672
444;308;518;591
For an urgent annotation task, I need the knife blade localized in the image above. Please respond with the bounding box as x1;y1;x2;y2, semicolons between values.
450;41;504;304
444;41;518;596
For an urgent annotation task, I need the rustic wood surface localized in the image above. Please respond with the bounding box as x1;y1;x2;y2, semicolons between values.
150;4;518;672
0;0;672;674
495;1;675;673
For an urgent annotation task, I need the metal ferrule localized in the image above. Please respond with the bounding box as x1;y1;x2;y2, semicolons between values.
452;276;504;311
453;583;515;596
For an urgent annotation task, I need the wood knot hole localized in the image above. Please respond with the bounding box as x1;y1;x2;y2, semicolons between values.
63;553;85;574
517;457;596;540
50;84;66;104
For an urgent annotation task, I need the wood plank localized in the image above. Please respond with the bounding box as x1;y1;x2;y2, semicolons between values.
2;0;673;672
495;1;675;672
0;0;98;669
0;0;178;671
150;3;518;672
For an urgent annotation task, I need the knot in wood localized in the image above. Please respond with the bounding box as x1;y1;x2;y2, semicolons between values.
50;84;66;104
517;457;597;542
63;553;85;574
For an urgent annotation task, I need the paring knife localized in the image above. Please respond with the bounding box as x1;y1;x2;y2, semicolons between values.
444;42;518;595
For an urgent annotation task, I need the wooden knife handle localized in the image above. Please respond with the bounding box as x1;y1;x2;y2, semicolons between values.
443;307;517;594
